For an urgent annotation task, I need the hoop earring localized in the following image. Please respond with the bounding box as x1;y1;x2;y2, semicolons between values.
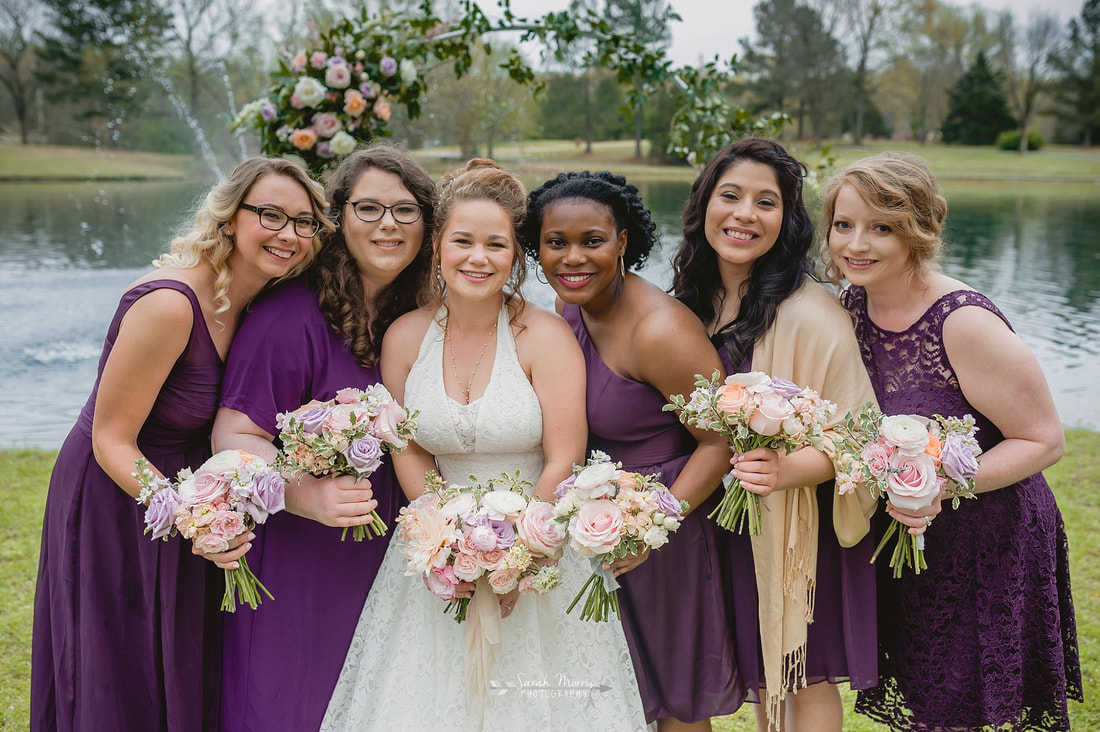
619;256;626;279
535;265;549;285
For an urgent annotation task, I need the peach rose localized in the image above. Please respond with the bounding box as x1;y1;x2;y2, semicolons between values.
193;532;230;554
373;97;391;122
716;383;751;419
452;551;482;582
924;431;943;467
289;127;318;150
478;548;506;571
488;568;521;594
343;89;367;117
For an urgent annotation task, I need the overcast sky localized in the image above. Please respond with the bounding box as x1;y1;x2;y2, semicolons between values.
505;0;1086;67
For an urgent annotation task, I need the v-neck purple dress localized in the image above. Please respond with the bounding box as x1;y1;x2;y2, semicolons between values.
845;286;1082;731
563;304;744;724
217;279;404;732
32;279;223;732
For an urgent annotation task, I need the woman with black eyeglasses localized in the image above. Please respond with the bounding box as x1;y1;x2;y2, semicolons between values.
31;158;328;732
211;145;435;732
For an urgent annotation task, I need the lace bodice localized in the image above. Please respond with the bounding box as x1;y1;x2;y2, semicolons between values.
405;303;545;488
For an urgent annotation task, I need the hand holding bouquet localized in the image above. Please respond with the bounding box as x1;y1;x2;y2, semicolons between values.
275;385;418;541
555;451;689;621
833;404;981;577
133;449;286;611
397;470;566;623
665;370;836;535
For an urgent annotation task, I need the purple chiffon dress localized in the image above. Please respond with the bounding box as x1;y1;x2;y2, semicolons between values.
218;279;404;732
845;286;1082;731
32;280;223;732
563;304;744;724
718;347;878;702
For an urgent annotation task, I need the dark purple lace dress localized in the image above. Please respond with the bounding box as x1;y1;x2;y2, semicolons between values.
844;286;1082;731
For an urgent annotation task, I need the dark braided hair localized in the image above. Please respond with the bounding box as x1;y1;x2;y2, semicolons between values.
306;145;435;368
522;171;658;270
671;137;816;367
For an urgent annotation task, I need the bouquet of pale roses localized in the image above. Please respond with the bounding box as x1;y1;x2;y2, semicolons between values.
133;449;286;611
275;385;418;541
665;370;836;535
397;470;566;623
832;404;981;577
554;451;689;622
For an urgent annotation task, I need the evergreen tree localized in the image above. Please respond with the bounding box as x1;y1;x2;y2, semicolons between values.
941;51;1015;144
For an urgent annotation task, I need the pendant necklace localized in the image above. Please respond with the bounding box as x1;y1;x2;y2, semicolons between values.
445;320;497;405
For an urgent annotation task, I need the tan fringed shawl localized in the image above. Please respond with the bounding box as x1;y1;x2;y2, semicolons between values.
749;281;879;728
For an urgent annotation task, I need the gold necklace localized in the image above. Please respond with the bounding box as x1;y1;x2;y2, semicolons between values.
445;320;497;405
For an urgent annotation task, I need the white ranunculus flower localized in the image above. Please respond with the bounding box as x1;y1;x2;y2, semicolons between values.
481;490;528;521
294;77;327;107
329;130;357;156
572;462;618;499
725;371;770;388
643;525;669;549
440;492;477;520
880;414;930;455
399;58;418;84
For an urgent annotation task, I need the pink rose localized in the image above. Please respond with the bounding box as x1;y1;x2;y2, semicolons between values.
193;531;230;554
310;51;327;69
885;452;940;510
424;565;458;600
335;388;361;404
517;501;567;559
518;575;536;594
312;112;343;138
478;548;505;571
371;401;409;449
290;50;307;73
208;510;245;539
748;390;796;436
324;64;351;89
861;440;893;478
568;499;623;556
452;551;482;582
468;525;499;552
324;403;358;432
488;568;521;595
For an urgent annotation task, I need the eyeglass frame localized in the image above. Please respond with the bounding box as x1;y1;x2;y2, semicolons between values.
346;199;425;225
238;203;322;238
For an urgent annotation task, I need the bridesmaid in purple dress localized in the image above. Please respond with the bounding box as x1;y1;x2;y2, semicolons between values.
670;138;881;732
31;158;327;732
523;171;743;730
823;153;1082;730
211;146;435;732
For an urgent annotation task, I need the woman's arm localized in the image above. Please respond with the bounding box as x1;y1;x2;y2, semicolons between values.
943;303;1064;492
380;311;439;500
523;310;588;501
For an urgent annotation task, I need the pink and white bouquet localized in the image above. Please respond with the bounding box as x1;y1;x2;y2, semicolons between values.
397;470;566;623
833;404;981;577
554;452;689;622
133;450;286;611
275;385;418;541
665;370;836;535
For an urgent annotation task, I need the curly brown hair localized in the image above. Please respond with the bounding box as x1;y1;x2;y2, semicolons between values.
306;145;435;368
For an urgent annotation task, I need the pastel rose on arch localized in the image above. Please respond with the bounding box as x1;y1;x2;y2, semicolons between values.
373;97;392;122
291;50;307;73
310;51;327;69
312;112;343;138
325;64;351;89
316;141;334;159
343;89;367;117
379;55;398;76
399;58;418;84
293;77;326;107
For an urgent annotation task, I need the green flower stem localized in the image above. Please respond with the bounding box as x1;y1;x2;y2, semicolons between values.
340;510;389;542
567;572;619;622
221;556;274;612
444;596;470;623
870;518;927;579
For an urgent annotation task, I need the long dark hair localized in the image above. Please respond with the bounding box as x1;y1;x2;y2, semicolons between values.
671;137;815;366
522;170;658;271
306;145;435;368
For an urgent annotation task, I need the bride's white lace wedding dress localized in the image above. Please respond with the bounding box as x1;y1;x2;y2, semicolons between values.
320;305;648;731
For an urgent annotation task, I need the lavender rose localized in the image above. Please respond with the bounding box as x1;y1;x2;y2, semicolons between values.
260;102;278;122
297;405;332;434
651;486;683;519
344;435;383;475
379;56;398;76
940;434;979;485
145;488;182;540
553;473;576;499
247;470;286;523
486;518;516;549
769;377;802;399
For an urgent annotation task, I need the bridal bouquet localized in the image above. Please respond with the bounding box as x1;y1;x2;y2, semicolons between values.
832;404;981;577
133;450;286;611
275;385;418;541
397;470;566;623
665;370;836;535
555;452;689;622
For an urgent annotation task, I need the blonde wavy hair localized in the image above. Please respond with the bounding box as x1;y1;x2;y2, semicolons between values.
426;158;528;321
820;152;948;285
155;157;331;315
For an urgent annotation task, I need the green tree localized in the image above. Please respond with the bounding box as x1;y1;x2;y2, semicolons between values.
36;0;173;147
995;9;1062;154
941;51;1015;144
603;0;678;157
1048;0;1100;146
0;0;40;144
536;70;626;142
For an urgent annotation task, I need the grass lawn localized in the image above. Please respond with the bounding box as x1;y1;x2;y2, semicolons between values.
0;144;202;181
1;429;1097;730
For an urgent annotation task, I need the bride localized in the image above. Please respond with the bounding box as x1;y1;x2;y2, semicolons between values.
321;159;648;731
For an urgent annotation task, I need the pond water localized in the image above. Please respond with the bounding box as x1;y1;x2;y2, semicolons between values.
1;177;1097;448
